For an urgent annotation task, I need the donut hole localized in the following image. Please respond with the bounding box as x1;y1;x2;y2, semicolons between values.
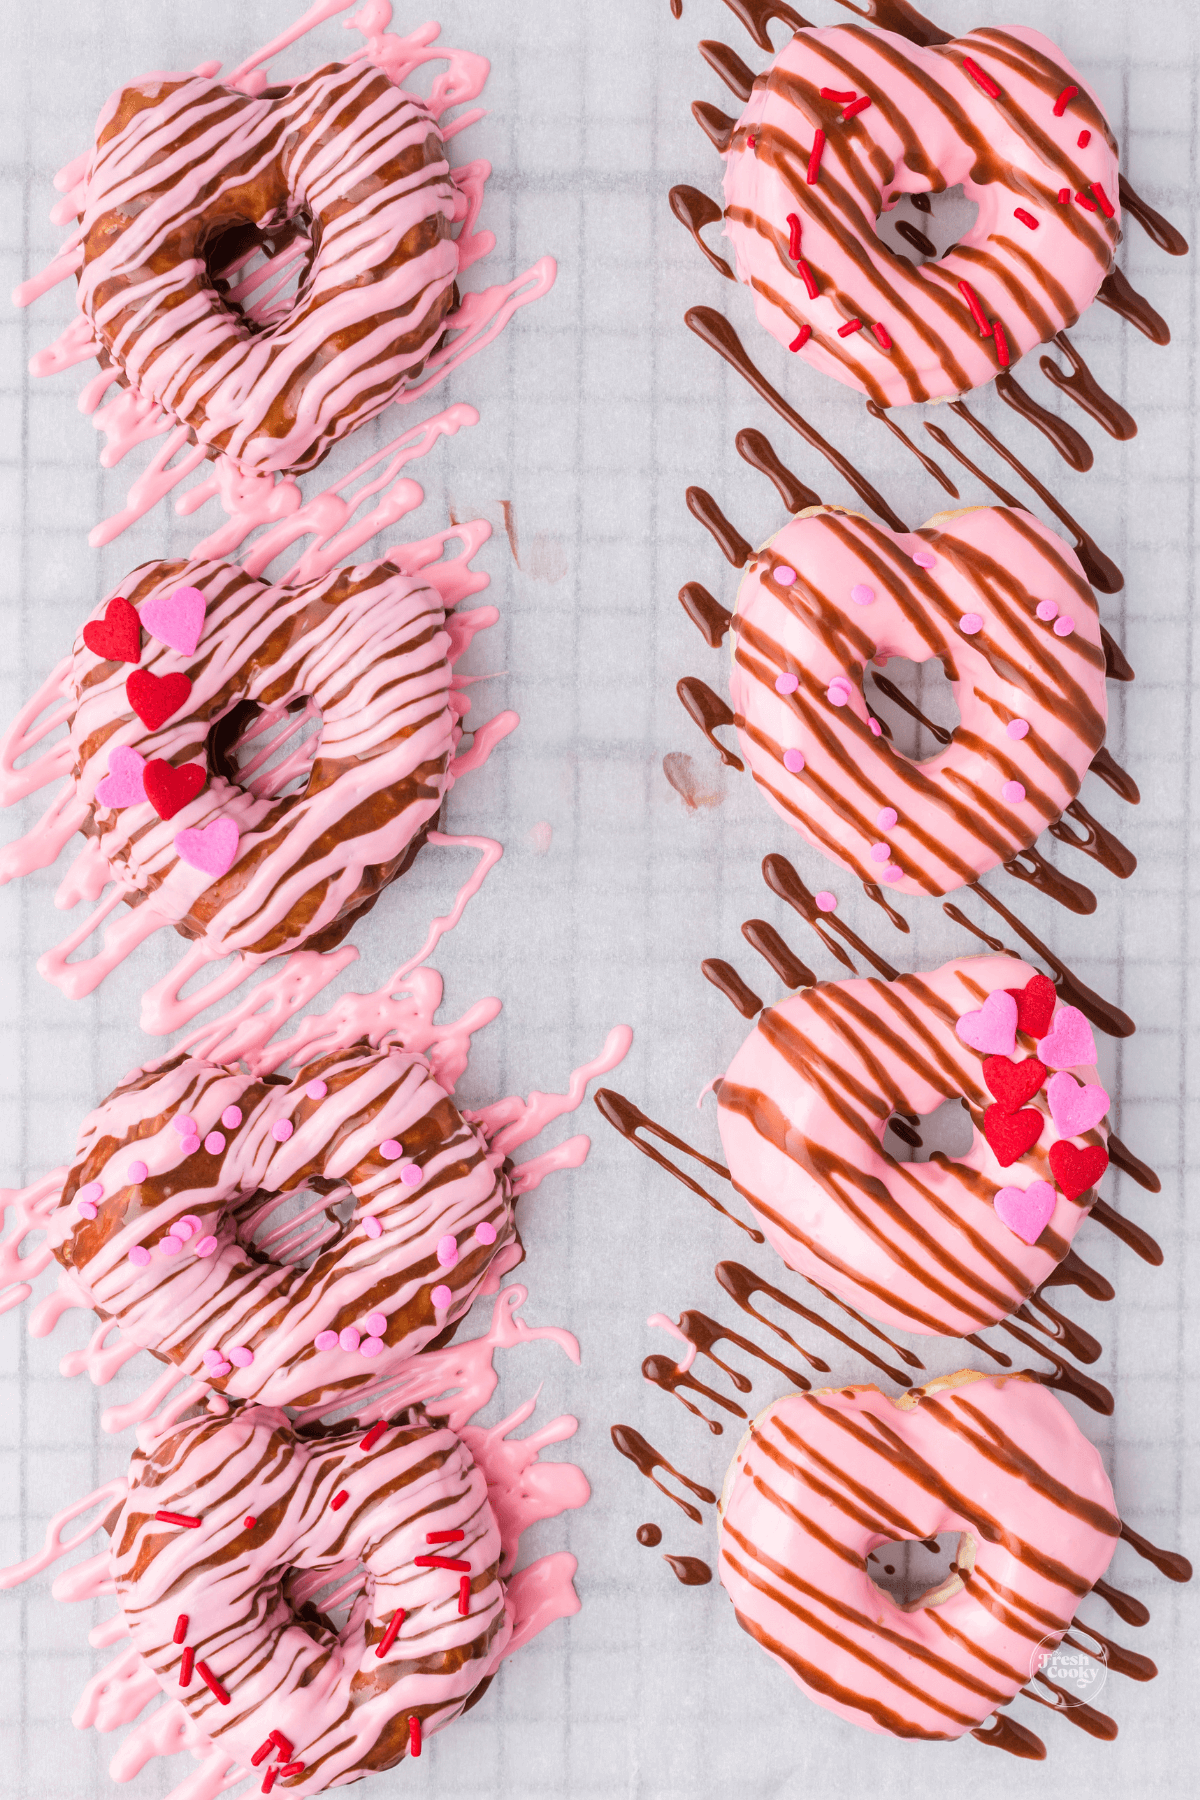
883;1097;972;1163
207;696;323;801
240;1182;356;1269
875;186;980;266
287;1561;371;1636
867;655;960;763
206;216;313;330
867;1532;968;1609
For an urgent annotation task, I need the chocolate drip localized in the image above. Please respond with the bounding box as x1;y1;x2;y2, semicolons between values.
1117;175;1189;256
664;1555;713;1586
865;399;959;498
645;1308;818;1429
963;1333;1013;1367
1013;1295;1101;1366
1088;1200;1163;1267
1089;746;1140;804
637;1522;663;1547
1091;1578;1151;1628
719;0;810;51
1025;1674;1117;1740
685;308;908;531
862;882;912;933
1049;800;1136;880
669;185;735;281
1039;333;1137;442
716;1259;923;1385
1065;1619;1158;1682
763;852;900;980
1105;1135;1159;1194
692;101;736;154
1097;269;1170;345
941;904;1006;955
594;1089;766;1243
1000;1321;1114;1415
687;486;752;567
870;671;953;745
961;885;1136;1038
1037;1248;1115;1304
994;372;1093;473
610;1425;717;1524
670;0;682;16
735;426;821;512
887;1114;923;1148
1100;628;1134;682
894;218;936;258
970;1714;1046;1760
945;401;1124;594
679;581;732;647
677;677;745;770
909;192;933;215
833;0;950;46
1001;845;1097;917
1118;1521;1193;1584
642;1353;746;1432
699;39;755;102
702;958;764;1018
741;917;816;987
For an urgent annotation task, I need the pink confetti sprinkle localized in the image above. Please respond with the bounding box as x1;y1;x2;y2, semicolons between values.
1007;719;1030;740
1053;615;1074;637
179;1214;202;1232
774;565;797;586
380;1139;403;1160
870;842;890;863
221;1106;242;1130
815;891;838;912
1035;599;1059;622
314;1330;339;1352
475;1221;497;1245
204;1132;226;1155
208;1360;231;1378
160;1237;183;1257
363;1216;383;1238
431;1285;452;1309
882;865;904;884
876;807;898;830
339;1327;361;1353
775;672;799;695
960;612;983;635
173;1117;197;1136
365;1312;387;1336
195;1235;218;1257
180;1135;201;1156
1003;780;1027;804
850;584;875;606
360;1337;384;1358
128;1161;148;1184
229;1347;254;1368
77;1201;97;1220
912;549;936;569
80;1181;103;1205
401;1165;422;1187
869;718;882;737
202;1350;225;1368
827;683;850;707
306;1080;328;1100
173;1220;194;1242
437;1234;459;1268
783;748;805;773
129;1246;151;1267
271;1120;293;1142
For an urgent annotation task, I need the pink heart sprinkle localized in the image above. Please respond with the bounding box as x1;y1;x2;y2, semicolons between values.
128;1161;148;1183
955;990;1018;1057
339;1327;361;1353
221;1106;242;1129
380;1139;402;1159
129;1247;150;1267
141;585;206;656
870;842;890;863
475;1221;497;1245
174;1116;197;1136
882;865;904;883
783;748;805;773
1046;1070;1109;1137
1053;615;1074;637
775;672;799;695
195;1235;218;1257
77;1201;97;1220
272;1120;293;1142
775;566;796;586
815;891;837;912
360;1337;384;1358
431;1285;452;1309
306;1080;328;1099
175;816;239;879
1038;1004;1097;1070
95;746;147;809
1002;781;1026;804
204;1132;226;1155
437;1234;459;1267
365;1312;387;1336
1036;599;1059;622
912;549;936;568
876;807;898;830
314;1330;338;1352
994;1179;1056;1245
160;1237;183;1257
851;583;875;606
228;1346;254;1368
401;1165;423;1187
180;1135;201;1156
1007;719;1030;739
364;1216;383;1238
960;612;984;635
80;1181;103;1205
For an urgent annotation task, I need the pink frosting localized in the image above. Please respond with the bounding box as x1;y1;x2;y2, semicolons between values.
717;954;1110;1337
721;25;1120;405
729;505;1107;897
718;1372;1119;1739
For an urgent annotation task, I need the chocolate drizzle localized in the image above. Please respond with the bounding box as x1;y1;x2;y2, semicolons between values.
687;486;752;566
1024;1675;1117;1741
1064;1618;1158;1682
1049;800;1137;881
971;1714;1047;1760
716;1260;922;1386
1089;746;1140;805
1039;333;1137;442
637;1522;663;1547
833;0;950;47
699;39;756;102
594;1090;766;1243
999;1321;1113;1416
1088;1200;1163;1268
893;218;937;258
664;1555;714;1586
1001;844;1097;917
609;1425;717;1523
1037;1248;1114;1304
736;427;821;512
1097;269;1170;345
870;671;953;746
741;917;816;988
994;373;1093;473
717;0;810;51
1117;175;1189;256
1091;1578;1150;1629
679;582;732;648
953;885;1136;1038
1105;1136;1160;1194
865;400;959;498
763;852;900;980
691;102;736;154
677;677;745;770
669;186;735;281
645;1307;819;1429
1100;629;1134;682
1118;1521;1193;1585
702;958;764;1018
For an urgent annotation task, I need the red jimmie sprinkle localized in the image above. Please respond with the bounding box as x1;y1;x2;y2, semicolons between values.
957;280;992;338
819;87;855;102
155;1511;201;1528
330;1489;349;1511
796;260;819;299
415;1554;471;1571
1013;207;1039;230
195;1661;231;1705
747;136;755;149
359;1422;388;1453
376;1609;406;1659
458;1575;471;1616
261;1772;277;1796
993;321;1011;368
1092;182;1115;219
173;1615;188;1645
251;1741;276;1769
409;1717;422;1758
1074;191;1098;212
786;212;802;260
871;322;892;349
179;1647;194;1687
279;1768;305;1781
806;129;825;185
1053;83;1078;116
1057;187;1071;203
961;57;1000;99
427;1530;465;1545
270;1732;295;1760
789;324;812;351
837;319;863;337
1077;129;1091;148
842;95;872;120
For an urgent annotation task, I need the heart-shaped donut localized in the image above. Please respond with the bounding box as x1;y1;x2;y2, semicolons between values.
79;62;459;475
716;954;1113;1337
720;23;1119;404
717;1371;1119;1742
726;504;1108;897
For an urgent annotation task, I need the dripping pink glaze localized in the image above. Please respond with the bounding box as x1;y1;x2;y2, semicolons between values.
718;1373;1118;1740
717;954;1110;1339
721;25;1120;406
730;505;1107;897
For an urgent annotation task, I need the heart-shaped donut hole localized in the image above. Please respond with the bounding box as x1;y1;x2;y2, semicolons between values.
206;696;324;804
864;655;961;765
874;186;981;268
866;1532;967;1610
881;1097;971;1163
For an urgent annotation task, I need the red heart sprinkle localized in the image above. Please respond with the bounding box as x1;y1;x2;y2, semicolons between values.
1005;973;1057;1039
982;1055;1047;1112
126;669;193;732
143;759;207;822
82;596;141;665
983;1103;1043;1166
1049;1140;1109;1201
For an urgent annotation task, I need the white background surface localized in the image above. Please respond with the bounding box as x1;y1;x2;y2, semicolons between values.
0;1;1197;1796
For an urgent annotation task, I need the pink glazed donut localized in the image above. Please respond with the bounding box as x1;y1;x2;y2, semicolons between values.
728;503;1107;898
721;24;1120;404
717;1371;1119;1741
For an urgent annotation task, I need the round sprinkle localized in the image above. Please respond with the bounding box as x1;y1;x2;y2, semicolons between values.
1007;719;1030;740
774;565;797;586
204;1132;226;1156
128;1246;151;1267
314;1330;338;1352
959;612;983;635
775;672;799;695
850;583;875;606
1003;780;1027;804
1035;599;1059;622
194;1235;218;1258
271;1120;293;1143
360;1337;384;1358
815;891;837;913
912;549;936;569
475;1221;498;1246
339;1327;361;1353
868;718;882;737
431;1284;453;1310
870;842;890;863
244;1516;257;1530
306;1079;328;1100
365;1312;387;1337
180;1134;201;1156
127;1161;148;1184
208;1361;231;1378
363;1216;383;1239
80;1181;103;1206
160;1237;183;1257
202;1350;225;1369
436;1234;459;1268
401;1165;422;1187
827;684;849;707
77;1201;97;1220
380;1139;403;1160
173;1117;197;1137
228;1347;254;1368
1053;615;1074;637
173;1220;194;1242
882;865;904;884
220;1106;242;1130
783;748;805;773
876;807;898;830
